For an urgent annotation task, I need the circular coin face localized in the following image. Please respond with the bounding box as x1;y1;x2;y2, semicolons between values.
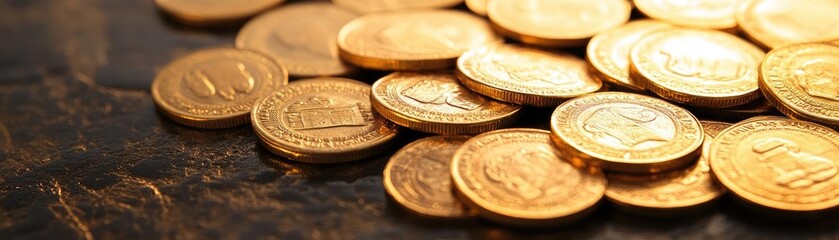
155;0;283;24
736;0;839;49
451;128;606;226
332;0;462;14
550;92;704;173
634;0;740;30
151;48;288;129
236;2;357;77
251;77;398;163
586;20;672;91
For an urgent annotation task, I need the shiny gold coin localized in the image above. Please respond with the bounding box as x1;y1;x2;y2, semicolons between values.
710;117;839;213
451;128;606;226
634;0;740;30
586;20;672;92
465;0;487;16
371;71;521;135
236;2;357;77
736;0;839;49
251;77;399;163
337;10;501;71
151;48;288;129
384;136;471;219
550;92;704;173
457;44;602;107
487;0;631;47
332;0;462;14
686;97;780;122
155;0;283;25
630;28;765;108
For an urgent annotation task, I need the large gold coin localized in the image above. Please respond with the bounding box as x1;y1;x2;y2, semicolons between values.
759;43;839;129
155;0;283;25
586;20;672;92
550;92;704;173
736;0;839;49
634;0;740;30
451;128;606;226
457;44;602;107
332;0;462;14
251;77;398;163
710;117;839;213
384;136;471;219
487;0;631;47
337;10;501;71
236;2;357;77
151;48;288;129
630;28;765;108
371;72;521;135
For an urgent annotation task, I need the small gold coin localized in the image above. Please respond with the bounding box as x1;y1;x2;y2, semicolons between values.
451;128;606;226
487;0;631;47
736;0;839;49
465;0;487;16
151;48;288;129
634;0;740;30
586;20;672;91
710;117;839;213
384;136;471;219
630;28;765;108
155;0;283;25
251;77;399;163
338;10;501;71
332;0;462;14
236;2;357;77
371;71;521;135
457;44;602;107
550;92;704;173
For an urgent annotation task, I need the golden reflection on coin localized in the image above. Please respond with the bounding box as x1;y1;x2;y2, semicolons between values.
384;136;471;219
465;0;487;16
586;20;672;91
710;118;839;212
634;0;740;30
451;128;606;226
251;78;398;163
487;0;631;47
338;10;501;71
736;0;839;49
371;71;521;135
155;0;283;25
332;0;462;14
151;48;288;129
630;28;765;108
236;2;357;77
686;97;780;122
550;92;704;173
457;44;602;107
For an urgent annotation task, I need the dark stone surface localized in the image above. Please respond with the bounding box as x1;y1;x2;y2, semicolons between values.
1;0;838;239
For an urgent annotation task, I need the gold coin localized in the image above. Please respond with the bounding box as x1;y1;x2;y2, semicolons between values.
709;117;839;213
736;0;839;49
465;0;487;16
634;0;740;30
251;77;399;163
236;2;357;78
337;10;501;71
384;136;471;219
371;71;521;135
759;43;839;129
686;97;780;122
155;0;283;25
586;20;672;92
332;0;462;14
630;28;765;108
151;48;288;129
457;44;602;107
550;92;704;173
451;128;606;226
487;0;631;47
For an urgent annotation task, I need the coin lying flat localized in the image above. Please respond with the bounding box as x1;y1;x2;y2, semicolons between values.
736;0;839;49
384;136;471;219
686;97;780;122
465;0;487;16
634;0;739;31
371;71;521;135
236;2;357;77
630;28;765;108
151;48;288;129
332;0;462;14
586;20;672;92
155;0;283;25
251;77;398;163
487;0;631;47
457;44;602;107
451;128;606;226
550;92;704;173
338;10;501;71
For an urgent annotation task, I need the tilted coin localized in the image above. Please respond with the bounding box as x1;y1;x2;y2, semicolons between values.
384;136;471;219
371;71;521;135
550;92;704;173
338;10;501;71
457;44;602;107
155;0;283;25
465;0;487;16
586;20;672;91
236;2;357;77
686;97;781;122
151;48;288;129
332;0;462;14
634;0;740;31
451;128;606;226
736;0;839;49
251;77;398;163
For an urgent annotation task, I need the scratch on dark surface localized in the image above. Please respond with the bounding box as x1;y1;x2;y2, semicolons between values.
51;180;94;240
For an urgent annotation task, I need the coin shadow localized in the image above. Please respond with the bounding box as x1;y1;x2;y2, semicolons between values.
719;195;839;231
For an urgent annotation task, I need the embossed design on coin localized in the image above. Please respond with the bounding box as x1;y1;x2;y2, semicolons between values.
736;0;839;49
795;61;839;101
486;145;578;200
752;139;837;189
582;107;672;148
284;97;370;130
184;60;255;100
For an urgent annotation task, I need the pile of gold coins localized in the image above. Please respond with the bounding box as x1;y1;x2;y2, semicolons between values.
151;0;839;226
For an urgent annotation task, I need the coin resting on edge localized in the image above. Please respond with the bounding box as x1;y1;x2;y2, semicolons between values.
451;128;606;226
736;0;839;49
332;0;462;14
457;44;602;107
155;0;283;25
586;20;672;91
152;48;288;129
251;78;398;163
384;136;471;219
633;0;739;30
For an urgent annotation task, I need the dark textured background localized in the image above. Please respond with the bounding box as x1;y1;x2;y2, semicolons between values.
1;0;838;239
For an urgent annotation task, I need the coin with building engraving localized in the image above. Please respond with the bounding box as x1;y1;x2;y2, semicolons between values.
736;0;839;49
332;0;462;14
587;20;671;92
634;0;739;30
155;0;283;25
